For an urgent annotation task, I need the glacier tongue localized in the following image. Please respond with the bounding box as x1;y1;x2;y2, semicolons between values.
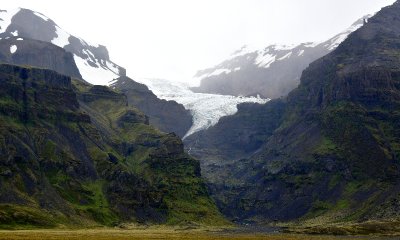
135;78;269;138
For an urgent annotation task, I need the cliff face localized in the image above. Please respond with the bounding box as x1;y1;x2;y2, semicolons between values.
0;37;82;79
0;64;224;228
111;76;193;138
0;8;194;138
186;1;400;224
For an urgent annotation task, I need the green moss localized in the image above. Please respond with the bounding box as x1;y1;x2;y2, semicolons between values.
328;175;341;190
335;200;350;210
314;137;337;155
0;205;58;229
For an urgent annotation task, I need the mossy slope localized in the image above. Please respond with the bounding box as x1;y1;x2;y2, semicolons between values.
0;64;225;229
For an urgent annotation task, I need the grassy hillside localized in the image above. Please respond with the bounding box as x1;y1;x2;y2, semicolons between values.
0;64;226;229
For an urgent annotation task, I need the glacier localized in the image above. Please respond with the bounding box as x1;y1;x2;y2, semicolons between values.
135;78;269;138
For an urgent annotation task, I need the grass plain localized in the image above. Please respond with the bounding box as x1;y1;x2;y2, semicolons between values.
0;227;398;240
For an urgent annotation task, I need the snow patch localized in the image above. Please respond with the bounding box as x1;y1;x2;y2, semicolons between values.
272;44;296;51
255;52;276;68
33;11;49;21
0;8;20;34
51;26;70;48
326;15;372;51
105;60;120;75
17;38;23;41
10;45;17;54
10;30;18;36
73;54;118;86
278;52;292;61
298;49;305;56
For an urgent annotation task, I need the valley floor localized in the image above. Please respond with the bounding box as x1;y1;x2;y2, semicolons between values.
0;228;398;240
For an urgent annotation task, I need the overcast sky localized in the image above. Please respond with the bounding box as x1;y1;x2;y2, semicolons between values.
2;0;397;83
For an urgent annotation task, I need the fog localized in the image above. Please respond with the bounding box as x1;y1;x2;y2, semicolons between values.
2;0;397;83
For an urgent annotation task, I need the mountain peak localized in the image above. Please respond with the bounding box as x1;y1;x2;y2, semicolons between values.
0;7;126;85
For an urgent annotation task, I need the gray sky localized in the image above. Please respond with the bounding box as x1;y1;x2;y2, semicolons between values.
2;0;397;83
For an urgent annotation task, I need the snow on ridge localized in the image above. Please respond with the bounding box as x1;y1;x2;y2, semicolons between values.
135;78;269;138
10;45;17;54
230;45;258;59
0;8;20;34
73;54;118;86
278;52;292;61
303;42;319;48
51;26;70;48
194;66;242;83
272;44;296;51
33;11;49;21
255;52;276;68
326;14;372;51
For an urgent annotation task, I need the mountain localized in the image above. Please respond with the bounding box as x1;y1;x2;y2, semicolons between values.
0;63;225;228
134;78;268;138
0;36;82;79
185;1;400;231
111;76;193;138
0;8;193;138
191;15;371;99
0;8;124;85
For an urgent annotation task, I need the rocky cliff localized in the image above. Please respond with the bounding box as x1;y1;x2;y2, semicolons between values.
186;1;400;226
0;63;225;228
0;36;82;79
111;76;193;138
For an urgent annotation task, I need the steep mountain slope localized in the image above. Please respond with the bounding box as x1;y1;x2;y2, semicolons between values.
0;8;124;85
184;100;285;179
0;63;225;228
192;16;370;99
0;8;193;138
0;36;81;79
186;1;400;226
111;76;193;138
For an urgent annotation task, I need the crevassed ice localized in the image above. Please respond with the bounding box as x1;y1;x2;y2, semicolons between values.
135;78;269;138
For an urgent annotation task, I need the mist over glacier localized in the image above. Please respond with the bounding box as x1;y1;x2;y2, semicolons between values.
135;78;269;138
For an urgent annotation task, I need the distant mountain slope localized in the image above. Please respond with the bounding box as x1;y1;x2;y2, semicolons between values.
0;8;193;138
186;1;400;228
191;15;371;99
0;63;225;228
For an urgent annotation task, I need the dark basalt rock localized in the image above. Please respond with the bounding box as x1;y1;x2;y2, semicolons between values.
0;37;82;80
0;64;225;228
187;1;400;224
112;76;193;138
